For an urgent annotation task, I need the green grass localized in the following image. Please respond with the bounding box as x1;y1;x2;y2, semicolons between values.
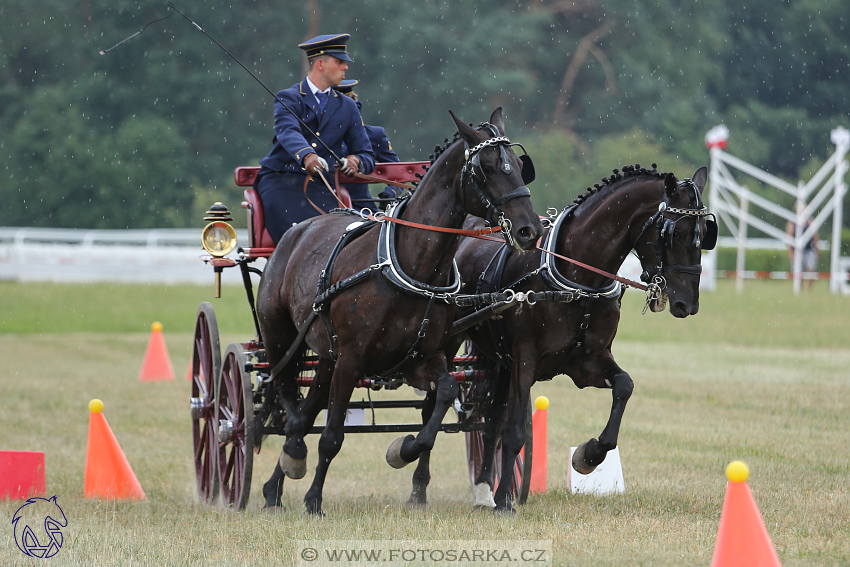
1;280;849;565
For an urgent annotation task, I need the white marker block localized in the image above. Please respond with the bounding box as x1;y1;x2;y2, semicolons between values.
323;408;365;426
567;446;624;495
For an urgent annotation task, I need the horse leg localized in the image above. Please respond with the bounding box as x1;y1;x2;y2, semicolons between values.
386;355;458;468
571;354;634;474
303;357;361;516
472;365;511;509
261;464;286;510
406;391;436;508
278;367;310;480
490;353;538;513
262;357;335;509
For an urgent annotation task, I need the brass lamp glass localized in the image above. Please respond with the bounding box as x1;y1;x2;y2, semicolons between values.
202;221;237;257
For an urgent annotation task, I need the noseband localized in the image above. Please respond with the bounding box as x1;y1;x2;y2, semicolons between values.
461;124;534;249
636;179;717;298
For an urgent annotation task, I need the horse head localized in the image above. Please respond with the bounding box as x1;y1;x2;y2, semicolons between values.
636;166;712;318
448;107;542;251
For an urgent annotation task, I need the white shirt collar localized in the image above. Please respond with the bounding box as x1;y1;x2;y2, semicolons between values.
306;77;331;97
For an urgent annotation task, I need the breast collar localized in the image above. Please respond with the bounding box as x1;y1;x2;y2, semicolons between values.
539;205;622;299
377;198;463;301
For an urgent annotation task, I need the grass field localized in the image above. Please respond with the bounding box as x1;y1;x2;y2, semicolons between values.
1;279;849;566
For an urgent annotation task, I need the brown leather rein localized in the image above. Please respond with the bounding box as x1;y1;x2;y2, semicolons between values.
305;167;648;292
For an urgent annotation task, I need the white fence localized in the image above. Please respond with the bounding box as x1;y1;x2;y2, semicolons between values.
0;227;258;285
705;125;850;294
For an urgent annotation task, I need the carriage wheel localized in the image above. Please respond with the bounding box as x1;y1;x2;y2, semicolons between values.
465;399;533;506
191;302;221;506
216;343;254;510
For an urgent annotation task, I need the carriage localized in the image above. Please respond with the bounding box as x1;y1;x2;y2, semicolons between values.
190;159;534;511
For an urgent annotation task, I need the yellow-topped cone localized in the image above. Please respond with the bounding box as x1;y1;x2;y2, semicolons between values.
711;460;781;567
139;321;174;381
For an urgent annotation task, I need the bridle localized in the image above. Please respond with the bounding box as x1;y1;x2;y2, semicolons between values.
460;123;535;249
635;178;717;302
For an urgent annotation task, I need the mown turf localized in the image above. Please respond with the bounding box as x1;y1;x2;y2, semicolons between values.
1;280;848;566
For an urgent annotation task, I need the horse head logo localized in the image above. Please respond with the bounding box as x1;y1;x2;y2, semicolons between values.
11;495;67;558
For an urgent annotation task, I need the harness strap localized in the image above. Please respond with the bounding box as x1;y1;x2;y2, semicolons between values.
368;211;503;237
348;171;417;191
492;185;531;206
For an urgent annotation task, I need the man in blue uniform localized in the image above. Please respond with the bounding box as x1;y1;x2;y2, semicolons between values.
255;34;375;244
334;79;402;209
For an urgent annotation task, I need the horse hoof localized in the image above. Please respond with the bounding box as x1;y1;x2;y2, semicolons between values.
472;483;496;510
280;451;307;479
386;435;414;469
261;504;285;514
572;440;598;475
494;505;517;516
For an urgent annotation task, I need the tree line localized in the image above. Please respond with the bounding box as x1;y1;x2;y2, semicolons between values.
1;0;848;229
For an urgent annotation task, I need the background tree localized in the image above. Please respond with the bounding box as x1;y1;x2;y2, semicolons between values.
1;0;847;228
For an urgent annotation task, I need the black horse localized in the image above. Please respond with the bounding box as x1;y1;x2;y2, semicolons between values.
255;108;543;515
407;165;713;512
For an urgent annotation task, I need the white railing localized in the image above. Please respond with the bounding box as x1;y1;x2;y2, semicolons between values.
705;126;849;294
0;227;257;284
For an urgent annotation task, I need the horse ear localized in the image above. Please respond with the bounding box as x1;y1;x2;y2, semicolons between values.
488;107;505;135
449;110;478;146
692;166;708;194
664;172;677;198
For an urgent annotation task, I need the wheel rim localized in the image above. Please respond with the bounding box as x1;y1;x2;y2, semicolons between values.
191;303;221;505
217;343;254;510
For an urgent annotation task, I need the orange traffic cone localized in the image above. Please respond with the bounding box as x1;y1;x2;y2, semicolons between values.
139;321;174;381
84;399;145;500
529;396;548;494
185;359;193;382
711;461;781;567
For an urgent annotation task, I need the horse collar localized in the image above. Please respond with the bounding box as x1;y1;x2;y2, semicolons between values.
377;199;462;300
539;206;622;299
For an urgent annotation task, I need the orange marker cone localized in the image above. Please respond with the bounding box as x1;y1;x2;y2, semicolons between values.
138;321;174;381
84;399;145;500
185;359;193;382
711;461;781;567
529;396;548;494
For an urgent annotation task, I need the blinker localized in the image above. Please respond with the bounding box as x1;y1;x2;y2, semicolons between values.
519;154;535;185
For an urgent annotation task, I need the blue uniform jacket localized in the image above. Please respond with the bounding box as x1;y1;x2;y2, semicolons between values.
343;124;401;206
364;125;399;163
259;78;375;175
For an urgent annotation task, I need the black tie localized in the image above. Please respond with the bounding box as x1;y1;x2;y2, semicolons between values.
315;91;328;113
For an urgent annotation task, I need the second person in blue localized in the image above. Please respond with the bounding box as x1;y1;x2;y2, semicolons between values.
255;34;375;244
334;79;402;210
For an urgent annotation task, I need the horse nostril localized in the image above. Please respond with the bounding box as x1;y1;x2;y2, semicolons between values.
518;226;532;240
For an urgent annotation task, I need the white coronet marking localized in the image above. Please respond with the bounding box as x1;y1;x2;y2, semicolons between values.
472;483;496;509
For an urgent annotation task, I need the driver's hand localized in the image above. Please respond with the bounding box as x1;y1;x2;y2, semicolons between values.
340;155;360;176
303;154;328;174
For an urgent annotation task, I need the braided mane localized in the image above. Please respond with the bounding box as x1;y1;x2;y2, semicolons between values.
572;163;667;206
413;127;469;183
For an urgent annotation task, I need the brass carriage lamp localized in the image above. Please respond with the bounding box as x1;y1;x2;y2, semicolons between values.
201;202;238;298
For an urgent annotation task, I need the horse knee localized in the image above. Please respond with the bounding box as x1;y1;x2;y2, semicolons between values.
612;373;633;400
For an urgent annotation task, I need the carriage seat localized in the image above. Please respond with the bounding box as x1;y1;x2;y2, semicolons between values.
235;167;275;250
234;162;430;251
